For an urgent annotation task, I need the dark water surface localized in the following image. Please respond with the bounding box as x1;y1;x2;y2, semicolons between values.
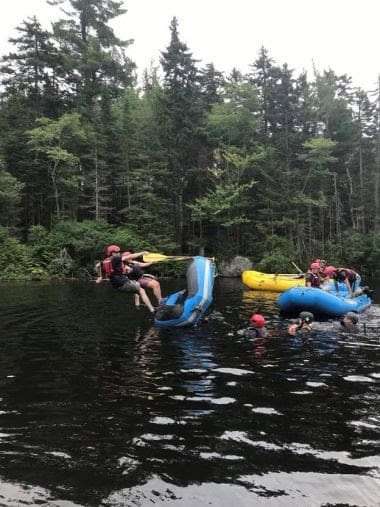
0;279;379;506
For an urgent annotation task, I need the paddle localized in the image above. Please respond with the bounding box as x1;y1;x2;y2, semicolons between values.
276;273;305;277
143;253;193;263
291;261;304;274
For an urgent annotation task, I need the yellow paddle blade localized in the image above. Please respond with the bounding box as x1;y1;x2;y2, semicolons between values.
143;253;192;263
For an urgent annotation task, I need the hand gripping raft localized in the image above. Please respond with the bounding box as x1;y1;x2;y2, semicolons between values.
154;256;216;328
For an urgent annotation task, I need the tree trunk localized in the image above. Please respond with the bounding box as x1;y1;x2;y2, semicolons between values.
358;99;365;232
51;161;60;220
345;166;356;229
94;142;100;221
178;189;184;251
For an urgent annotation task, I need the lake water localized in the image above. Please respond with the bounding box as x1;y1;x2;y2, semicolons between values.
0;279;379;506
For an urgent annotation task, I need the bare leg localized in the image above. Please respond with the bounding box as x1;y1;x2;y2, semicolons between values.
148;280;162;304
138;287;155;313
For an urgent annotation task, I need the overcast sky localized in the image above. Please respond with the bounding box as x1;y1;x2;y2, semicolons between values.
1;0;379;91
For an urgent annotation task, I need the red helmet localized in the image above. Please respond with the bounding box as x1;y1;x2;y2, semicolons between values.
324;265;337;276
250;313;266;328
310;262;320;270
106;244;120;256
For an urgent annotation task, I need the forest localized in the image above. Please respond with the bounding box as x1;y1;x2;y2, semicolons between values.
0;0;379;280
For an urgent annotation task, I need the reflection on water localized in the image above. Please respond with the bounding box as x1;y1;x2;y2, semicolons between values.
0;279;379;506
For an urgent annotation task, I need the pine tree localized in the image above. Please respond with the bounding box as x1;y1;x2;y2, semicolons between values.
1;16;63;117
159;17;207;250
49;0;135;110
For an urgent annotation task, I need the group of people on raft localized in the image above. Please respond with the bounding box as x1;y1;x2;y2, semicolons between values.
304;258;370;296
95;244;164;313
241;257;370;340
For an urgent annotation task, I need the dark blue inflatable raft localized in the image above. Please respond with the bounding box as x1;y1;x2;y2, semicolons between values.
278;283;371;317
154;256;216;328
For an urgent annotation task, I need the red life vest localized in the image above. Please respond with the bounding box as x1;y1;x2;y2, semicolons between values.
101;258;114;278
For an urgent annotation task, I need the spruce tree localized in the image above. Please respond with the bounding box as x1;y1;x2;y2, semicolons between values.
160;17;207;250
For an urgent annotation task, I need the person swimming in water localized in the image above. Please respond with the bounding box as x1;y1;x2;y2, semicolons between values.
287;311;314;336
339;311;359;331
237;313;268;339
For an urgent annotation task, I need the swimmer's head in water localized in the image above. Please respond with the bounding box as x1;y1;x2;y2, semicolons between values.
249;313;266;328
341;312;358;327
299;311;314;324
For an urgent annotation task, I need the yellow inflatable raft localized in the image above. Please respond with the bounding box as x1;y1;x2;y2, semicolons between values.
242;270;305;292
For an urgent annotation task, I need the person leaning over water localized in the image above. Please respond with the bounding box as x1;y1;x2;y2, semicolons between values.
108;247;156;314
95;245;150;284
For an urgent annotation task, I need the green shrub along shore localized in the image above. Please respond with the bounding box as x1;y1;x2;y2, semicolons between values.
1;221;379;281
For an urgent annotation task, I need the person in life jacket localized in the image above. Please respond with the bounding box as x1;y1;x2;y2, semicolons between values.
320;265;337;290
311;259;327;273
305;262;321;288
95;245;149;283
287;311;314;336
107;248;156;314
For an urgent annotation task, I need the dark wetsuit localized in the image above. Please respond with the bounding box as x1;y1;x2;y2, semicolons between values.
239;327;268;339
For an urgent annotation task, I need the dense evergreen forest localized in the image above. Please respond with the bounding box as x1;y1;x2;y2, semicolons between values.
0;0;380;279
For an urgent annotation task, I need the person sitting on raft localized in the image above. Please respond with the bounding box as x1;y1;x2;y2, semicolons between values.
288;311;314;336
238;313;268;339
311;259;327;273
319;265;338;289
305;263;321;288
124;260;163;306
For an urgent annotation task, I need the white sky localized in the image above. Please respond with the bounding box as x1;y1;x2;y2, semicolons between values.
1;0;379;91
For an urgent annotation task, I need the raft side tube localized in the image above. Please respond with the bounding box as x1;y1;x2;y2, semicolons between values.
154;256;216;328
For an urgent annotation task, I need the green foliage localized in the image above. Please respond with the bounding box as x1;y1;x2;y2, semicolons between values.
256;252;294;274
0;5;379;277
27;220;154;277
256;236;296;273
0;169;24;226
0;227;45;280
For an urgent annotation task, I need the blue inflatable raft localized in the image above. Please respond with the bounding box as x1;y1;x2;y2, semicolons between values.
278;283;371;317
154;256;216;328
